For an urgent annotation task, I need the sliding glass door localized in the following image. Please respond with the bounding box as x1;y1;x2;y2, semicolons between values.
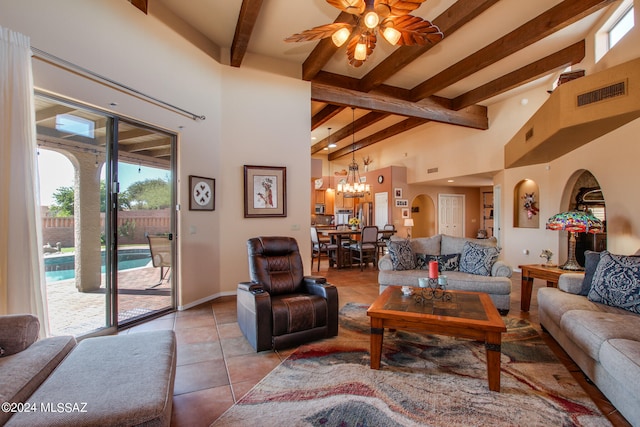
36;93;176;337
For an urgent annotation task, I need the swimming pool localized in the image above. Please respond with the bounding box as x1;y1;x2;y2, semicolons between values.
44;248;152;282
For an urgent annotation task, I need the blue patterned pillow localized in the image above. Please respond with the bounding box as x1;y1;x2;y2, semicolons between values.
387;239;416;270
415;253;460;272
459;242;499;276
587;251;640;314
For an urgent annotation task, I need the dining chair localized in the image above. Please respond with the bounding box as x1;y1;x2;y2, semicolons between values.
311;227;338;271
377;224;396;257
349;225;379;271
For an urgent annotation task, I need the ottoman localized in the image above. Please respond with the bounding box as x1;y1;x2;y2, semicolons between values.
6;330;176;427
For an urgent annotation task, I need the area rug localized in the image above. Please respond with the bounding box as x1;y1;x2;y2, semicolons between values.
212;303;610;426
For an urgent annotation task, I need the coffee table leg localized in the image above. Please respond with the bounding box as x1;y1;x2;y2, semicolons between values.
485;332;502;392
521;275;533;311
370;318;384;369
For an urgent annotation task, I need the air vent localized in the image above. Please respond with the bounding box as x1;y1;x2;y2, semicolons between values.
427;167;438;174
577;81;626;107
525;128;534;141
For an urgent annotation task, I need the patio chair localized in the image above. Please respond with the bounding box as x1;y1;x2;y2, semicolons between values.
146;234;171;289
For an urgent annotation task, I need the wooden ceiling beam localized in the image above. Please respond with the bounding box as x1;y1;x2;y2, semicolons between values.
410;0;616;101
452;40;586;110
312;82;488;130
311;105;345;130
230;0;264;68
128;0;148;14
329;117;428;160
359;0;500;92
301;13;358;81
311;111;390;154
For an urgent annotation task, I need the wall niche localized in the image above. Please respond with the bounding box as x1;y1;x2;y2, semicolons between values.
514;179;540;228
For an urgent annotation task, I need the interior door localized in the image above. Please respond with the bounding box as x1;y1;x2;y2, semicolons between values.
438;194;465;237
374;192;389;228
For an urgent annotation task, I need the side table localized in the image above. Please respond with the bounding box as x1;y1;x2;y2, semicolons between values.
518;264;584;311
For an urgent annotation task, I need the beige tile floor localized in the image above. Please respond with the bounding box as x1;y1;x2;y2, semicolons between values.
118;262;629;427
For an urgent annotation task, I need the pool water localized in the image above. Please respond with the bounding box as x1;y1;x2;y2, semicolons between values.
45;249;152;282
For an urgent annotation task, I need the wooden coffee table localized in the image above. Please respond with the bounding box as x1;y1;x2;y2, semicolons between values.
367;286;507;392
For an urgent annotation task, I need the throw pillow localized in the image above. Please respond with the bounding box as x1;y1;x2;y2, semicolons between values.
587;251;640;314
387;239;416;270
579;250;601;296
415;253;460;272
459;241;499;276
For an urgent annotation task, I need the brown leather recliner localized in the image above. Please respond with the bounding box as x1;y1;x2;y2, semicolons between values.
237;236;339;352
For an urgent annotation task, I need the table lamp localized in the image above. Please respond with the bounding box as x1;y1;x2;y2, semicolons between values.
546;210;603;270
404;218;414;238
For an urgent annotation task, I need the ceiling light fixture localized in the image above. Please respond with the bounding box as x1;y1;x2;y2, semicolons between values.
285;0;443;67
337;108;370;198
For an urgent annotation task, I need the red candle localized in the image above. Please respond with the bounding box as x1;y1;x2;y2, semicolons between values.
429;261;438;279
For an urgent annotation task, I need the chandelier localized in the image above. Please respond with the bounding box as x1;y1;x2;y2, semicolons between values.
337;108;370;198
285;0;443;67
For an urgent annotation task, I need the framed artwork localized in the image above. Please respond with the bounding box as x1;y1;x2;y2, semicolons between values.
244;165;287;218
401;208;410;219
394;188;402;198
395;199;408;207
189;175;215;211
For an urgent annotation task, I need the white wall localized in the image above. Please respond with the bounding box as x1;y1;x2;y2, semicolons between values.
0;0;311;308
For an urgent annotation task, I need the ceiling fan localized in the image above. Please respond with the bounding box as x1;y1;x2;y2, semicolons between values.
285;0;443;67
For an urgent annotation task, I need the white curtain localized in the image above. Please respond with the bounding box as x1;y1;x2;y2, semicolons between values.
0;26;49;337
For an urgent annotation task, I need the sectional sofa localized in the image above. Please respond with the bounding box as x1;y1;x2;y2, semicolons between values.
378;234;513;314
538;250;640;426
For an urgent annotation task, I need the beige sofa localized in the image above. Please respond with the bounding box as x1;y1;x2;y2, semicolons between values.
378;234;513;314
1;314;176;426
538;255;640;426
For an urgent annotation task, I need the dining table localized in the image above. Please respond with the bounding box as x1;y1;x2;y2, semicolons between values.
322;228;396;268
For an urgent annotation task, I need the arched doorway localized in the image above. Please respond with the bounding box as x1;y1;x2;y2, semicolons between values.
410;194;436;238
557;170;606;267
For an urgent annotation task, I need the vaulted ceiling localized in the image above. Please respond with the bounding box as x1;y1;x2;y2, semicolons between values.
147;0;615;160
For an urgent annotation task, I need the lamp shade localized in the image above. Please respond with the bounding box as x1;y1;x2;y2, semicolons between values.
404;218;414;227
546;210;603;233
546;210;603;271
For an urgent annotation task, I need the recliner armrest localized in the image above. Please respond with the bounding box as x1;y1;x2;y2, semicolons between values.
303;276;327;285
238;281;266;294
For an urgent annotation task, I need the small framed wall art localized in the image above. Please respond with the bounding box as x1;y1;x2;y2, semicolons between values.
401;208;410;219
394;188;402;198
244;165;287;218
395;199;409;207
189;175;215;211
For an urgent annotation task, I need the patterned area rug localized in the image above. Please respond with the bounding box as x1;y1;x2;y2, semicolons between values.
213;303;610;426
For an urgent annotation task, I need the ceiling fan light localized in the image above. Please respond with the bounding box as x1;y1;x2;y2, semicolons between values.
364;11;379;29
382;27;401;45
331;27;351;47
354;41;367;60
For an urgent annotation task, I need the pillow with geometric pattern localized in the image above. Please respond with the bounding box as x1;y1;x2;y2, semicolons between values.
415;253;460;272
387;238;416;271
587;251;640;314
459;241;499;276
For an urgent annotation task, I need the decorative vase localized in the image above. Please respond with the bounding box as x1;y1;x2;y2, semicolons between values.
351;225;357;231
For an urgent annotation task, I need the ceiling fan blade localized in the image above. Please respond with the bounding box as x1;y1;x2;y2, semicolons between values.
346;31;377;67
326;0;366;15
383;15;442;46
374;0;427;17
284;23;354;43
